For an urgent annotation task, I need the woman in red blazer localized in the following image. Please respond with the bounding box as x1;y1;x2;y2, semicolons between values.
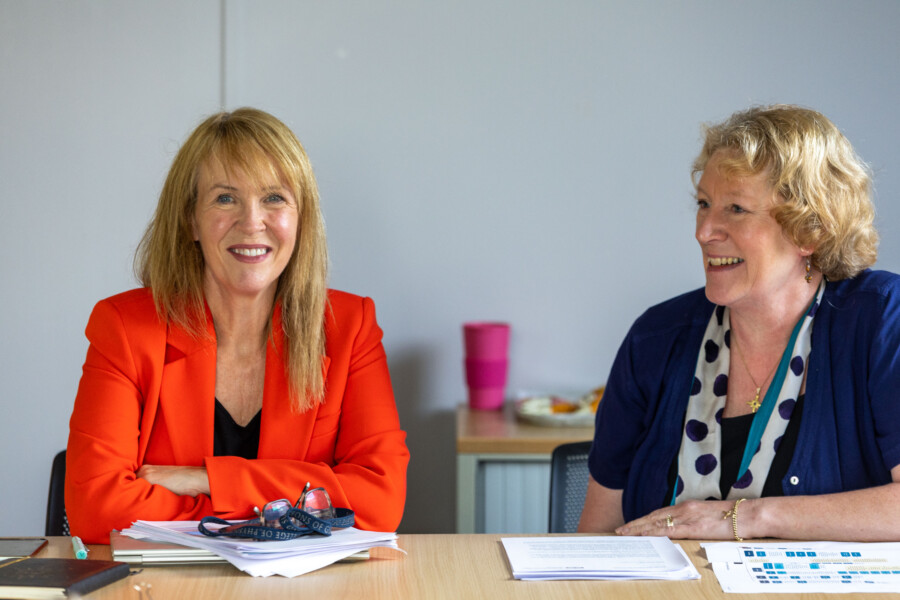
66;108;410;543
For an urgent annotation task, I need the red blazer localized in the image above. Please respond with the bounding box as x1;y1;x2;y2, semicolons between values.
66;288;409;543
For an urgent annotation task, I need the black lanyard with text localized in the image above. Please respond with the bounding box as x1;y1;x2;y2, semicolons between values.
199;507;355;540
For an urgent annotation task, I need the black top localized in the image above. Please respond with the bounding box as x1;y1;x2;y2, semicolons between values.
213;399;262;460
666;394;804;502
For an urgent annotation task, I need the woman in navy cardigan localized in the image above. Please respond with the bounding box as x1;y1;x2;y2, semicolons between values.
579;105;900;541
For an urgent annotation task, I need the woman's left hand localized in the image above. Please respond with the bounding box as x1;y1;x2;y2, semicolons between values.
615;499;743;539
136;464;211;497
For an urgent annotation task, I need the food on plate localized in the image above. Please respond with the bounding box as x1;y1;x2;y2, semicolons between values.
515;387;605;427
550;397;581;413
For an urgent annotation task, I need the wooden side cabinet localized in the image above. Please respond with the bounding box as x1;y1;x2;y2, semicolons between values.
455;404;593;533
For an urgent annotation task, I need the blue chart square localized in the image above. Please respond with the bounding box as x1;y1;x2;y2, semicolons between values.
764;563;773;569
752;568;762;572
756;551;766;557
798;580;807;584
852;552;861;557
810;564;820;570
808;552;816;557
760;580;770;584
744;550;755;557
822;575;830;579
786;552;795;557
841;552;850;557
774;563;784;569
842;575;852;579
797;551;806;557
791;576;800;579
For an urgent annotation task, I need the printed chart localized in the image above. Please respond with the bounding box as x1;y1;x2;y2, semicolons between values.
703;541;900;593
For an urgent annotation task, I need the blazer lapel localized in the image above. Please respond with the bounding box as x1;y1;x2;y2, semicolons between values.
152;303;329;463
258;305;330;459
158;313;217;464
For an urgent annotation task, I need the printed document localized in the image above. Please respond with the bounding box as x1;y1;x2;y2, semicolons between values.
501;536;700;581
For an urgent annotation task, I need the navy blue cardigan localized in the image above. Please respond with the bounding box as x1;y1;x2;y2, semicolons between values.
589;269;900;521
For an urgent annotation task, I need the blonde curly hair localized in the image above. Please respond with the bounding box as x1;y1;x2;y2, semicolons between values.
692;105;878;280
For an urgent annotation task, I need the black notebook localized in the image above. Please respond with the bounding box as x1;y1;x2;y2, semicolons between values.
0;557;130;599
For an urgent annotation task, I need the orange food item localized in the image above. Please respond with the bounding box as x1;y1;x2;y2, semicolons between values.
589;387;605;412
550;396;579;413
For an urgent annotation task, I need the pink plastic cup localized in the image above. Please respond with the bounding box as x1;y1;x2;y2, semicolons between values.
463;322;510;410
464;322;510;359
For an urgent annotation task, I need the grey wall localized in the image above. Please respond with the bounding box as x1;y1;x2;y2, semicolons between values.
2;0;899;535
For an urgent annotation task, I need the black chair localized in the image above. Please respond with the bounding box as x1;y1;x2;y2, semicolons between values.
548;440;592;533
45;450;70;536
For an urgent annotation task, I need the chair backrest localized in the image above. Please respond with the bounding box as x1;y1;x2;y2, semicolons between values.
45;450;70;536
548;440;593;533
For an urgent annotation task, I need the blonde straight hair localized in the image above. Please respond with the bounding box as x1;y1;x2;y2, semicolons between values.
136;108;328;410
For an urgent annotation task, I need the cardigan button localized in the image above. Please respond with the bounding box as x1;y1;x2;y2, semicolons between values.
789;476;799;485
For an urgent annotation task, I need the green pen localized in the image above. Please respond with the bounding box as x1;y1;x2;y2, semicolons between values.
72;535;89;559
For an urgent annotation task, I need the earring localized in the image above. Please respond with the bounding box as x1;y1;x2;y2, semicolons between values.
805;257;812;283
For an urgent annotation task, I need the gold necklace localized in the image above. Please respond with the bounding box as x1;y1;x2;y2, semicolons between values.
731;336;779;413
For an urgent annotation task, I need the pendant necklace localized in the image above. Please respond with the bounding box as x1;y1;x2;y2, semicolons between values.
732;336;779;413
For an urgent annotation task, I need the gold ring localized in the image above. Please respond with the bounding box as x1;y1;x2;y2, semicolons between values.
666;514;674;528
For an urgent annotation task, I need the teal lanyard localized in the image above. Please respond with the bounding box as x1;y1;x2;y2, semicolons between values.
735;289;820;485
669;287;820;507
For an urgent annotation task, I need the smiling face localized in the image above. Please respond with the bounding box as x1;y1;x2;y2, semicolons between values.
192;158;299;305
695;152;810;312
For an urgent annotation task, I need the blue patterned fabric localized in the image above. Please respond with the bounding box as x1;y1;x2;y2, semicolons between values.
674;284;823;504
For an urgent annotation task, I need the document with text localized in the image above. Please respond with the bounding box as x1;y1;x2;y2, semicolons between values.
501;536;700;581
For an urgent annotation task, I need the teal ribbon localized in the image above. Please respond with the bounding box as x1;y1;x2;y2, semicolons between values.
735;288;821;485
669;284;822;507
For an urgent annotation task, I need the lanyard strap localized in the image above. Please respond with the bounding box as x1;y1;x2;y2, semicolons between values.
199;507;355;540
736;286;821;482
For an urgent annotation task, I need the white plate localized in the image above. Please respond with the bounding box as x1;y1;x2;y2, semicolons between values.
514;395;597;428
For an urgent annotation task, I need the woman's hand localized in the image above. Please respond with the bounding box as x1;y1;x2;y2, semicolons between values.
615;499;745;539
136;464;211;497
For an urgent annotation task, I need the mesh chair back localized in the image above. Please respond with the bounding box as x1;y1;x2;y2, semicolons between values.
548;441;593;533
45;450;70;536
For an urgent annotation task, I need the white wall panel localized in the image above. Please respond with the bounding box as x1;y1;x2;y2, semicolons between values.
1;0;900;536
221;0;900;533
0;0;221;536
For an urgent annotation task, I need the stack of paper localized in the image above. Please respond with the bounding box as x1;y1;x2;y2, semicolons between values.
501;536;700;581
121;520;400;577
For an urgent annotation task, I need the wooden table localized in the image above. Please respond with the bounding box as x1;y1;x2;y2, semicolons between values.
34;535;900;599
456;403;593;533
